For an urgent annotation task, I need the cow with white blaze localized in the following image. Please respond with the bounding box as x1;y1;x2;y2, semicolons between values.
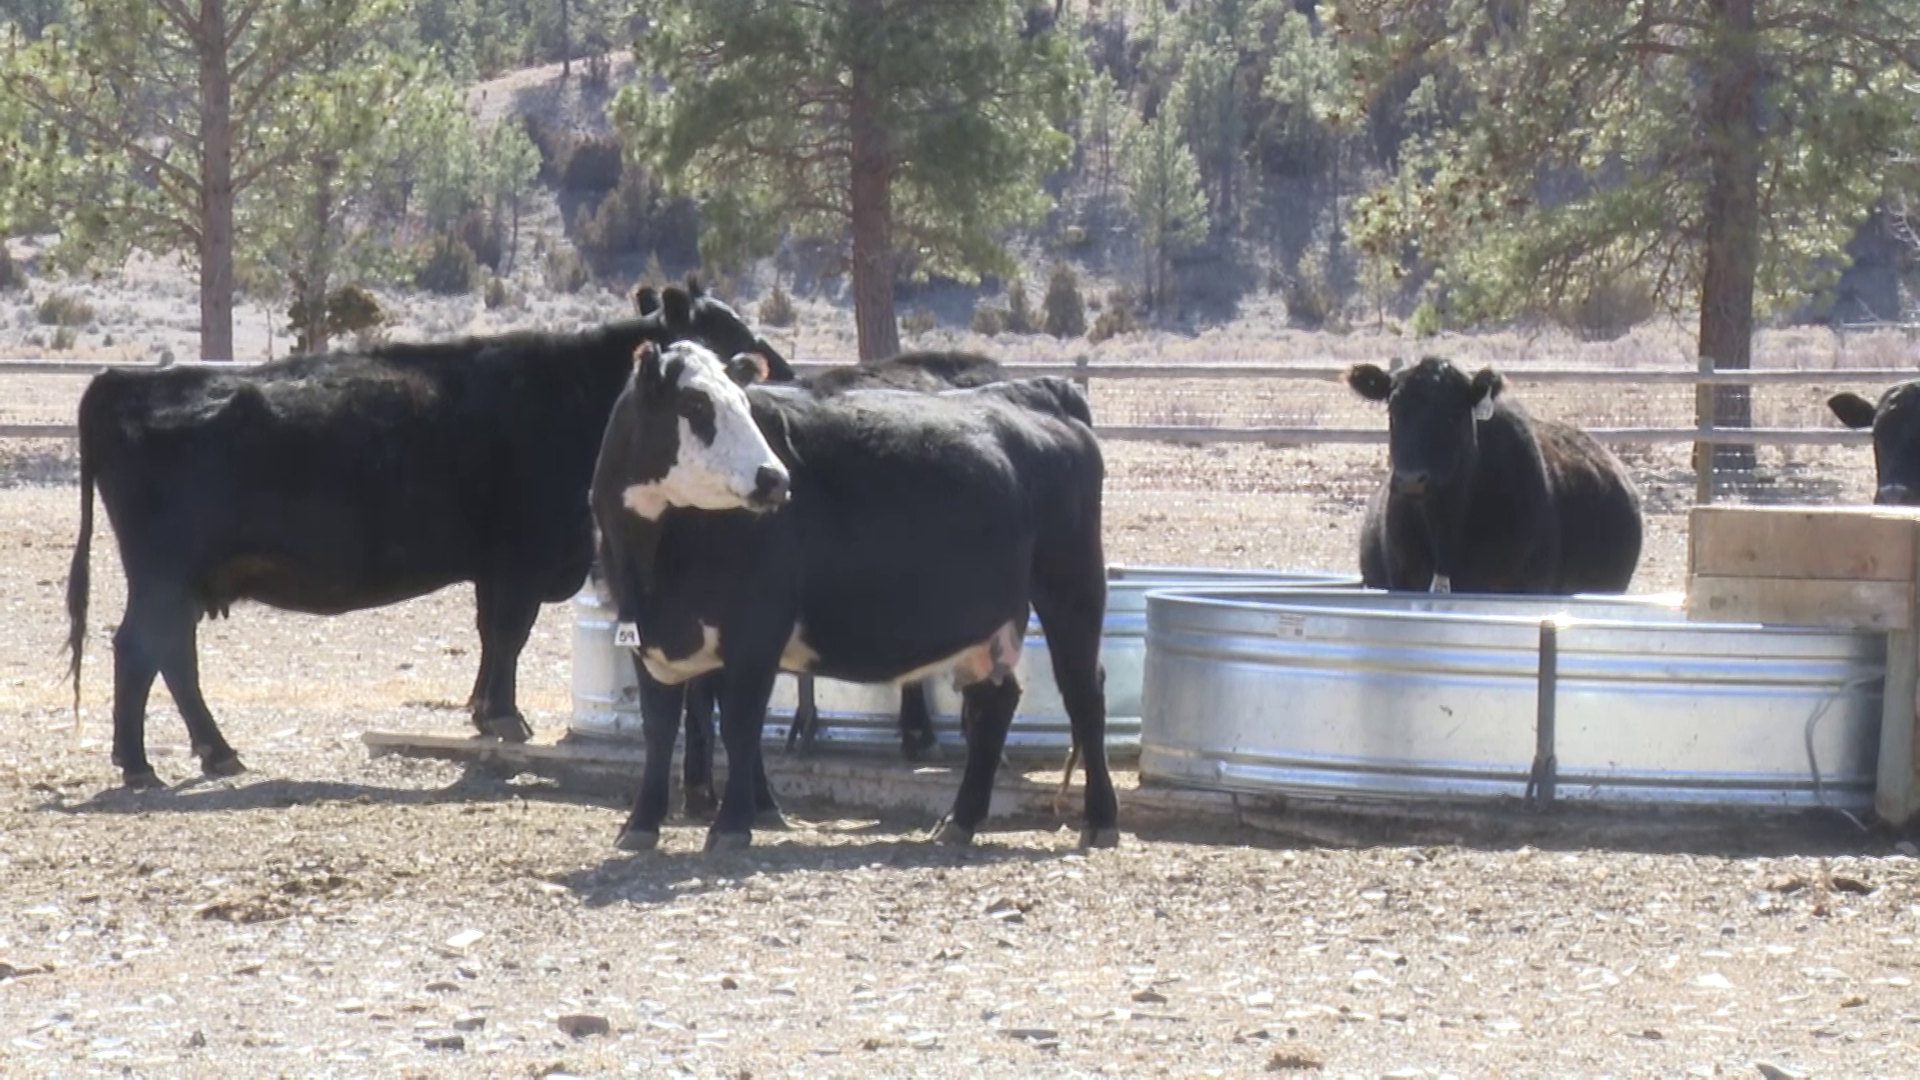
590;341;1115;851
65;282;781;789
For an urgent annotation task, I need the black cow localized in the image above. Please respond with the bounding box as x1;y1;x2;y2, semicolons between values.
1829;383;1920;505
629;294;1006;812
65;281;781;789
673;351;1009;815
782;352;1007;751
632;283;1003;763
1347;356;1643;594
589;340;1115;851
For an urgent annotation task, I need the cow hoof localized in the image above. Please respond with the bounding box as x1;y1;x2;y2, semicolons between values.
615;828;660;852
1079;825;1121;849
682;785;718;820
201;754;247;778
475;714;533;742
704;830;752;853
928;818;975;847
122;769;165;791
900;730;938;762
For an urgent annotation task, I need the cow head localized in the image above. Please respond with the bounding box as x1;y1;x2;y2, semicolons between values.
637;274;797;383
611;341;791;520
1348;356;1503;498
1830;382;1920;506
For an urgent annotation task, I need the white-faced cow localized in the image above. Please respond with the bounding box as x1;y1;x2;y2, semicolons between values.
589;341;1114;852
1347;356;1643;594
631;284;1005;772
1829;383;1920;505
65;281;782;789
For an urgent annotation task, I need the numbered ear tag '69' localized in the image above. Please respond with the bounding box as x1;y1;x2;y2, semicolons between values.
614;622;641;649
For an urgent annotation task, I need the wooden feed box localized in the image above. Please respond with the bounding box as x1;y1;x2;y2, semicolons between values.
1687;504;1920;825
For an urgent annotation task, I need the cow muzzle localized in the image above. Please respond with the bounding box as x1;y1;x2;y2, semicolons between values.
1390;470;1431;498
747;464;791;511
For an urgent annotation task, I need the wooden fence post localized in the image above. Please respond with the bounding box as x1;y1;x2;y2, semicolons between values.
1693;354;1716;506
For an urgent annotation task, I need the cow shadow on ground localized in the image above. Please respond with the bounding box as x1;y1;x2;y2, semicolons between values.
556;819;1082;909
41;760;611;818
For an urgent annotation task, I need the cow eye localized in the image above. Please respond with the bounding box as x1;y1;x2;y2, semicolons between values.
677;393;717;441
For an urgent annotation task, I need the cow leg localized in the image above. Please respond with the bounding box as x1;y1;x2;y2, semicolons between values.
928;677;1021;846
1031;541;1120;848
751;751;785;827
707;663;780;851
152;611;243;778
108;584;177;789
616;663;686;852
896;680;939;761
464;651;492;715
681;675;718;819
785;673;822;756
471;582;538;742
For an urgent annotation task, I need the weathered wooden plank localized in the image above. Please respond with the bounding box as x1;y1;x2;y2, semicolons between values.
1689;505;1920;583
1686;574;1916;630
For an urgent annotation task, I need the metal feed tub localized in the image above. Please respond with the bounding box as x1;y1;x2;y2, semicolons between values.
570;565;1360;759
1140;588;1887;811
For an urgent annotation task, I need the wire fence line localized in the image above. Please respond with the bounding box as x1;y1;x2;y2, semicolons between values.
0;356;1903;451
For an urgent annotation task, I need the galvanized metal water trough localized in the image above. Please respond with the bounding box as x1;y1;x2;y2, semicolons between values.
1140;588;1887;811
571;565;1359;760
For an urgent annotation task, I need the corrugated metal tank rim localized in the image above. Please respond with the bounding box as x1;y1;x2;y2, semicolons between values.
1140;587;1887;812
570;565;1361;757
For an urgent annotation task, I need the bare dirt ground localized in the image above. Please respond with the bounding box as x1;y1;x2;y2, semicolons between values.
2;401;1918;1075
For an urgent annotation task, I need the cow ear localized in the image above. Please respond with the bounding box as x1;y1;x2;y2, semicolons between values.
685;272;706;298
634;342;668;393
727;351;771;387
660;285;693;328
1470;367;1504;420
631;285;660;316
752;338;796;382
1346;363;1393;402
1829;391;1879;430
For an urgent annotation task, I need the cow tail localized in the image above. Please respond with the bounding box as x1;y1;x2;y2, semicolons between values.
65;407;97;733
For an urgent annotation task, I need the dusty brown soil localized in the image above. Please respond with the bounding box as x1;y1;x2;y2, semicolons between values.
1;414;1915;1077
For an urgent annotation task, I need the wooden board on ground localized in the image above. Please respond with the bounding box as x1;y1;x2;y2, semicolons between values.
360;728;1239;827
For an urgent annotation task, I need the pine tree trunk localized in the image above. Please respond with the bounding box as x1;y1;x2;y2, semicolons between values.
1695;0;1761;488
300;171;335;354
197;0;236;361
847;0;899;362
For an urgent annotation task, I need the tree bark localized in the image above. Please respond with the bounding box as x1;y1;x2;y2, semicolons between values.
197;0;237;361
847;0;900;362
298;156;338;354
1695;0;1761;486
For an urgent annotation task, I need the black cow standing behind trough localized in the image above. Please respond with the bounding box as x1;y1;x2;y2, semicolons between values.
1347;356;1643;594
65;281;782;789
1828;383;1920;506
589;340;1115;851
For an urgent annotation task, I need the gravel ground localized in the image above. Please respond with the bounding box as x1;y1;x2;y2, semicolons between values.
2;410;1914;1076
